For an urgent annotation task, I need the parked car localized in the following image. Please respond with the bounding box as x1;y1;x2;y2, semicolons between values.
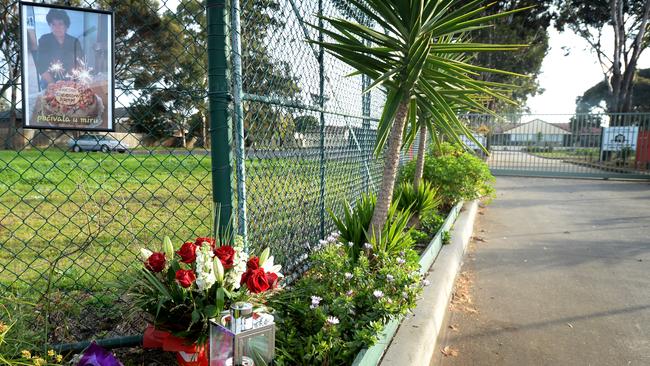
68;134;129;153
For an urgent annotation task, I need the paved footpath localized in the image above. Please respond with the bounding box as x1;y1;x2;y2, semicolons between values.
434;177;650;366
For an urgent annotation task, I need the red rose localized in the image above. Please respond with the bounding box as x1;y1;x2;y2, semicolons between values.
145;252;166;272
175;269;196;288
214;245;235;269
176;242;197;264
195;237;216;249
266;272;279;289
244;268;270;293
246;257;260;270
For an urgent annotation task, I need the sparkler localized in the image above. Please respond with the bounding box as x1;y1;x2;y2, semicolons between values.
47;61;65;79
66;58;94;84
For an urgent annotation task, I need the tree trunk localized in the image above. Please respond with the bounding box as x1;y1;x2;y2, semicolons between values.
413;123;427;190
369;98;410;235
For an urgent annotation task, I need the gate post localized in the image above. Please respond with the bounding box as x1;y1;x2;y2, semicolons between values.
207;0;234;234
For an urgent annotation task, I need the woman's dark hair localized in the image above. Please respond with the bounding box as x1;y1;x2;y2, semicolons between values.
45;9;70;28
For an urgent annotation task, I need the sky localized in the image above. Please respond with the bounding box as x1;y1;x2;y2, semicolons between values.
525;26;650;117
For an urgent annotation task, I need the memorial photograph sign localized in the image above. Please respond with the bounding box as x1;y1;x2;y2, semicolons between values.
20;2;114;131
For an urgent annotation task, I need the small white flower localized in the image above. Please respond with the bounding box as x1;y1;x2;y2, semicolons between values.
397;257;406;265
363;243;372;250
310;304;318;309
326;235;336;242
422;279;431;286
344;272;353;280
347;242;354;247
373;290;384;298
311;295;322;307
326;316;340;325
318;239;328;246
386;274;394;282
402;291;409;299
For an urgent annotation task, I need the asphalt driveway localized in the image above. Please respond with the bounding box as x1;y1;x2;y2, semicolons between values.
434;177;650;366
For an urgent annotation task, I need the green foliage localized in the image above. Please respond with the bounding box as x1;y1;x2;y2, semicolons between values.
329;193;376;263
270;245;423;366
369;202;415;256
470;0;552;112
393;181;440;221
294;115;320;133
409;229;430;244
576;68;650;113
398;143;495;207
442;231;451;245
309;0;527;156
421;212;445;238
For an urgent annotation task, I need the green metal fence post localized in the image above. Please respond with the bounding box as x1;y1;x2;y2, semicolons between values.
230;0;248;247
361;72;371;193
318;0;326;239
207;0;233;233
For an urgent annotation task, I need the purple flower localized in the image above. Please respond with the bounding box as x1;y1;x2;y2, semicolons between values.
373;290;384;298
386;274;394;282
78;342;123;366
396;257;406;265
422;279;431;286
346;290;354;296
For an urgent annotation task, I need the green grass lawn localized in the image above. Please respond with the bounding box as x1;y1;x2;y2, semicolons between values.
0;148;379;348
529;148;600;160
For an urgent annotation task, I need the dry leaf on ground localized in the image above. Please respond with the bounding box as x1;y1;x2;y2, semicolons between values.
441;346;459;357
450;271;478;314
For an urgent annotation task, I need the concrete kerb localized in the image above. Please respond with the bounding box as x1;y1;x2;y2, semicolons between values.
380;200;479;366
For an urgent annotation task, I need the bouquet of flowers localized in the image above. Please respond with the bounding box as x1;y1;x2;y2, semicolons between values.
129;235;282;343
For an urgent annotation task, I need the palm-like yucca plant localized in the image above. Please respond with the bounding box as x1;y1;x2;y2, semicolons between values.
311;0;529;233
329;193;376;262
394;180;440;227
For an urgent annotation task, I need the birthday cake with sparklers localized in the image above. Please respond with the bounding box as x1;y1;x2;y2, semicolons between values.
40;80;100;118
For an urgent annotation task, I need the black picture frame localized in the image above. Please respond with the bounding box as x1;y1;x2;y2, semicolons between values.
19;1;115;132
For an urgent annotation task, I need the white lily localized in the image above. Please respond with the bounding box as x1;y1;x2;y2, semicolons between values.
139;248;153;261
261;255;283;277
163;236;174;259
213;256;225;284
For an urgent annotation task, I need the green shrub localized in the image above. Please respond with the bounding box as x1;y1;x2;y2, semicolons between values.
398;143;495;207
442;231;451;245
270;245;423;366
421;212;445;237
393;181;440;222
409;229;430;243
329;193;376;263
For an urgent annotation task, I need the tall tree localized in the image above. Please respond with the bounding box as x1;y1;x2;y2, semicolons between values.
0;0;20;149
555;0;650;113
472;0;552;112
312;0;526;233
576;67;650;113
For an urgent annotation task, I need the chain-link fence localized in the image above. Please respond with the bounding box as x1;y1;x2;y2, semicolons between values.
0;0;387;349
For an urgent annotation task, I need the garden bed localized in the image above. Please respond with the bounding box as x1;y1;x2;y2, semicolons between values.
351;201;465;366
